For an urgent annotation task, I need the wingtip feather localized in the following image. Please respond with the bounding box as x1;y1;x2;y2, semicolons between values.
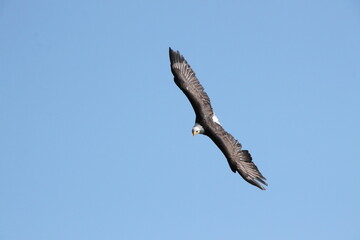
238;150;268;190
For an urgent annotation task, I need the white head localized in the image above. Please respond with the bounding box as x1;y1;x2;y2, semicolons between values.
192;123;204;136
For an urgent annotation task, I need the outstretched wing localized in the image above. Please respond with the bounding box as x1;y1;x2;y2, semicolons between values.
169;48;213;120
206;124;267;190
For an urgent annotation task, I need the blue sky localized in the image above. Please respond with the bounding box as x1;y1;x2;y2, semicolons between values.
1;1;359;239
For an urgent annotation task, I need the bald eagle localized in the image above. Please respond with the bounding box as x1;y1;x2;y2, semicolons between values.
169;48;267;190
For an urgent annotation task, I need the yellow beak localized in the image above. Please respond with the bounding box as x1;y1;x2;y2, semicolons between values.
192;131;199;136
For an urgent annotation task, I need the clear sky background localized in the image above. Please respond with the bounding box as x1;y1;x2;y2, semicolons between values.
1;1;359;239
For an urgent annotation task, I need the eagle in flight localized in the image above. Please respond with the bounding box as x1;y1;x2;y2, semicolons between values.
169;48;267;190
